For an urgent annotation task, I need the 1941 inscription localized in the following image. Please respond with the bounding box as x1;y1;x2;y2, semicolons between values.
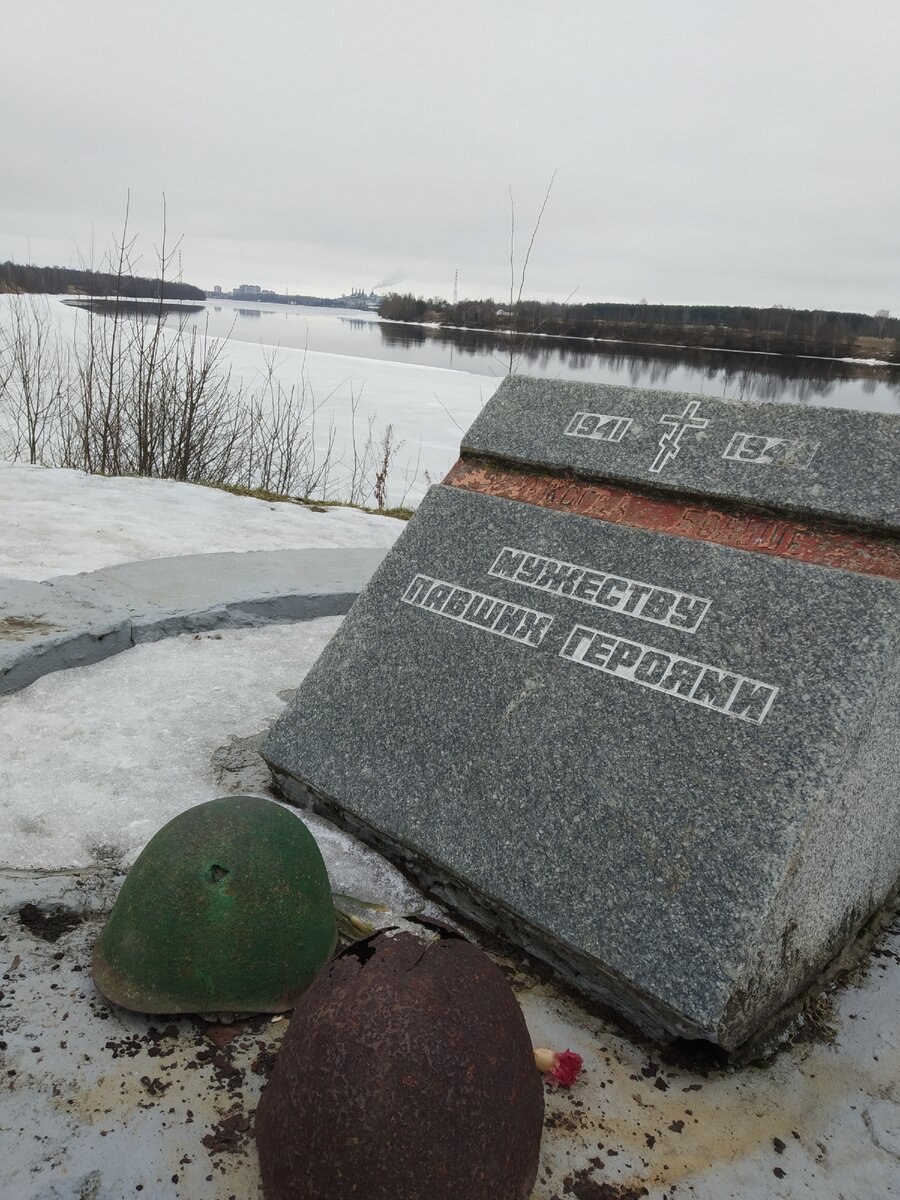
564;411;632;443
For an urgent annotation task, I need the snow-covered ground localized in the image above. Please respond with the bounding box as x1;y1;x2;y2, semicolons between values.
0;461;404;580
0;620;356;873
1;467;898;1200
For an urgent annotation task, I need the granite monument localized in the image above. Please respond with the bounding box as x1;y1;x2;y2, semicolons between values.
264;378;900;1051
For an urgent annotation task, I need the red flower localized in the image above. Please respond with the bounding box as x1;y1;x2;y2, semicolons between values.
549;1049;583;1087
534;1047;583;1087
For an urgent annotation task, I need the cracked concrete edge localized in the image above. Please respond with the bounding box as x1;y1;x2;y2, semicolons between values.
0;548;389;698
0;620;134;697
129;590;364;644
0;864;124;915
0;593;356;697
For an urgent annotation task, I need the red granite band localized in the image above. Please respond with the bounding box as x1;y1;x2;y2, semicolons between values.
443;457;900;581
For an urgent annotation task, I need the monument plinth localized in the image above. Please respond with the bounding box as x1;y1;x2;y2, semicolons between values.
264;378;900;1050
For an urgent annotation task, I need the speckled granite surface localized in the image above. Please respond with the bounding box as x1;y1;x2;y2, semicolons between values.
462;376;900;531
264;484;900;1047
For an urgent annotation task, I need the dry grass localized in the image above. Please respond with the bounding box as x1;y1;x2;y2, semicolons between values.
801;990;838;1044
200;479;413;520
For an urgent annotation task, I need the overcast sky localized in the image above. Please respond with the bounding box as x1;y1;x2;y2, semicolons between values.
1;1;898;313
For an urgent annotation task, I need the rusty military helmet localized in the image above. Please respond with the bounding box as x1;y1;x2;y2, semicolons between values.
92;796;337;1015
255;919;544;1200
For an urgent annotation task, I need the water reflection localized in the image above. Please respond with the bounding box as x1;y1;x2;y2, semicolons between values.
377;320;900;409
62;297;900;414
62;297;204;319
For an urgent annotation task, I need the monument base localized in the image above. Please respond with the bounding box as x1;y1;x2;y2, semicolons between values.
263;380;900;1054
269;768;898;1058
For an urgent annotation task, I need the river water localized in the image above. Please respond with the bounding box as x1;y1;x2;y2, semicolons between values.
123;299;900;414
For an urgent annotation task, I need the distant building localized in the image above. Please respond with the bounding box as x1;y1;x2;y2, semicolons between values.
336;287;382;311
233;284;262;299
212;284;223;296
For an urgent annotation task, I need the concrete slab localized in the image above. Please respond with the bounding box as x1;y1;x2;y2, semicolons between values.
0;581;132;699
0;548;388;696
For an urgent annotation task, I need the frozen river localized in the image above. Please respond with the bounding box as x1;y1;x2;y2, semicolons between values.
192;299;900;414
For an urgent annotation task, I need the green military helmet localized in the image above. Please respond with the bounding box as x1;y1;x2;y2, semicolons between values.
92;796;337;1015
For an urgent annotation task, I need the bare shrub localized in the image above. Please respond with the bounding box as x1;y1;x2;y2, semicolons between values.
237;350;340;499
0;202;416;509
0;294;410;510
373;423;400;510
0;294;70;465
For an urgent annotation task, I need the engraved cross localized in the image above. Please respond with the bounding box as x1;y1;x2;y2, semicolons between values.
649;400;709;474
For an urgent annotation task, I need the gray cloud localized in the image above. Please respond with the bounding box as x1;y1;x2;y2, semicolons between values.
1;0;898;312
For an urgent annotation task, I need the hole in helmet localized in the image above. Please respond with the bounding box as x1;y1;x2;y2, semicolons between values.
210;864;230;884
337;930;390;966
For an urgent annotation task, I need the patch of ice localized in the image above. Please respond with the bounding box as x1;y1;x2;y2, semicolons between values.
838;356;897;367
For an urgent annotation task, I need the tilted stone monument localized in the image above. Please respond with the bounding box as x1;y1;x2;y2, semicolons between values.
264;377;900;1051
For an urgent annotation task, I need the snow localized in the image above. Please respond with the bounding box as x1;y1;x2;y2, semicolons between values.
520;933;900;1200
0;618;427;916
0;461;404;581
0;622;332;870
0;460;415;893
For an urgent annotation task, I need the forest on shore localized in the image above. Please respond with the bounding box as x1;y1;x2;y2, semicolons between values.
4;259;896;363
378;293;900;362
0;260;205;301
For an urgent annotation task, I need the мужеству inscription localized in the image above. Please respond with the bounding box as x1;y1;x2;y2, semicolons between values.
489;546;711;631
403;550;775;724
